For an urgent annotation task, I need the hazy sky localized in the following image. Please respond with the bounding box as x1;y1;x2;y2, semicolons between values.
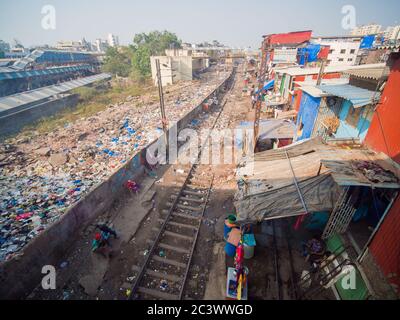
1;0;399;49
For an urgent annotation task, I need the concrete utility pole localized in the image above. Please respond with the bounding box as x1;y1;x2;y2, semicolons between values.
316;59;327;86
155;59;169;161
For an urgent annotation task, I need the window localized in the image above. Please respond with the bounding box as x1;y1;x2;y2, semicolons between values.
350;49;356;54
340;49;346;54
329;49;334;54
348;58;353;62
339;58;344;62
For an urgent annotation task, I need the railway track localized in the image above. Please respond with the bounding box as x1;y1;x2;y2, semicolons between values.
129;68;236;300
131;164;214;300
271;219;299;300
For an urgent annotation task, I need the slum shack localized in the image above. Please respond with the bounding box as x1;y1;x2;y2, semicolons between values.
228;137;400;300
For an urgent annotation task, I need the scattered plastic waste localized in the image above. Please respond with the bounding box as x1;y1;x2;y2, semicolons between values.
0;71;231;262
160;280;168;291
159;250;166;258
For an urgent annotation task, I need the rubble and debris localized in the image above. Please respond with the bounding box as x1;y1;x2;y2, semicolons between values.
0;71;231;262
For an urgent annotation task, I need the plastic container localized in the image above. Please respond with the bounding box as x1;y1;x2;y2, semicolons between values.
243;243;255;259
243;233;256;259
225;242;237;257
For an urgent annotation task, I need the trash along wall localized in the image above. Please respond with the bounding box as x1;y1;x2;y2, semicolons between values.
0;71;233;299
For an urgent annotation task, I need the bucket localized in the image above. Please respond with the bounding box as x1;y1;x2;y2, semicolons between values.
225;242;237;257
243;243;255;259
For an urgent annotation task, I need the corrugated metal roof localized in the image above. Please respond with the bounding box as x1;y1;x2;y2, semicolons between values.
343;67;390;80
300;86;329;98
297;79;350;97
317;84;380;108
0;73;111;113
294;77;350;87
274;63;385;76
0;64;92;81
377;44;400;51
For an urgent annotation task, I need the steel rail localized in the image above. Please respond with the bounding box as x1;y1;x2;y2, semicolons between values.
130;69;236;300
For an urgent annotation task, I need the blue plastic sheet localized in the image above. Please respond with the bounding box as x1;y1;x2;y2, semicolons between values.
297;44;321;65
255;80;274;94
360;35;375;49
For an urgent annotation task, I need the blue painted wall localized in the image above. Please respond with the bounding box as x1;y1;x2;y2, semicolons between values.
296;91;321;140
335;99;371;141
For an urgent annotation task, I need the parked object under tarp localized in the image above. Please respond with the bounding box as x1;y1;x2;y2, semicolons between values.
234;137;400;222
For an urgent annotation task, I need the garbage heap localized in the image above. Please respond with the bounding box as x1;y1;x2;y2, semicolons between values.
0;71;230;262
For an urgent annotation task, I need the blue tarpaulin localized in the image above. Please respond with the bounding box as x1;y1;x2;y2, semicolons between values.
298;44;321;65
360;35;375;49
256;80;274;94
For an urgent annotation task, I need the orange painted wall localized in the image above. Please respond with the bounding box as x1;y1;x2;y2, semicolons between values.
294;90;303;111
364;57;400;164
368;196;400;297
364;55;400;297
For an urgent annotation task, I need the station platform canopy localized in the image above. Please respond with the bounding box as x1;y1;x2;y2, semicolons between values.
0;73;111;114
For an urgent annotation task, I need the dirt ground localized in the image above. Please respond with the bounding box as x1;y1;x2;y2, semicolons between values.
28;64;335;301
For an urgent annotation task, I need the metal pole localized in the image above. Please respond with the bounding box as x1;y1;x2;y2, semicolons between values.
155;59;169;161
285;150;309;214
316;59;326;86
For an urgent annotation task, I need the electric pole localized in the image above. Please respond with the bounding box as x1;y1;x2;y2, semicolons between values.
155;59;169;161
316;59;327;86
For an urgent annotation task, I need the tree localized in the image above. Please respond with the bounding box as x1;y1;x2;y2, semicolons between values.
102;47;132;77
131;45;151;77
131;30;182;77
102;30;182;79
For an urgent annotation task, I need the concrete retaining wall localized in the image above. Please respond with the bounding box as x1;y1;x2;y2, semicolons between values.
0;94;79;140
0;72;233;299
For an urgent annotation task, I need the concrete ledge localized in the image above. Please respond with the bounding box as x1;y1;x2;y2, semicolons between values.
0;71;233;299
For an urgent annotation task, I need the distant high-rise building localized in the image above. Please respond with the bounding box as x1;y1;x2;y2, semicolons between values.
383;26;400;42
351;24;382;36
107;33;119;47
95;39;109;52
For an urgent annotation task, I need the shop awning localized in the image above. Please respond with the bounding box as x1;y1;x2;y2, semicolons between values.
317;84;381;108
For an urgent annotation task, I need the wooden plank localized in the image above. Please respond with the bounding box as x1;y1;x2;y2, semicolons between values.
152;255;187;268
166;202;202;212
170;194;204;204
158;242;191;254
137;287;178;300
182;190;205;197
164;230;194;241
161;210;201;221
145;269;183;282
167;221;198;230
152;227;194;241
185;184;207;190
